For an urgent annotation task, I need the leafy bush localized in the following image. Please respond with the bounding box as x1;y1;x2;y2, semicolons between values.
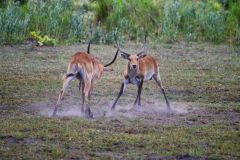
30;31;56;46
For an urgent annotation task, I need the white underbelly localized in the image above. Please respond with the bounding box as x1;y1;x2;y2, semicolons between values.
129;77;139;85
144;71;154;81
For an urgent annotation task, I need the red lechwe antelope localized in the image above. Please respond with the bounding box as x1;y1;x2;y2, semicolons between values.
111;33;170;110
53;42;118;118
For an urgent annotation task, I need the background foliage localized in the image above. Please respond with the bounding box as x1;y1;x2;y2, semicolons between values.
0;0;239;45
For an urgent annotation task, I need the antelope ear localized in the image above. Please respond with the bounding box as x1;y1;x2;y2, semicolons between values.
120;53;129;60
138;54;146;59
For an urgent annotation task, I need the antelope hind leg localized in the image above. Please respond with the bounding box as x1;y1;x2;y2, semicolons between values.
112;80;128;110
153;76;171;110
52;76;74;116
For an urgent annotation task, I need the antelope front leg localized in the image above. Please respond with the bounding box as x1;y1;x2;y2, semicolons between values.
134;79;144;107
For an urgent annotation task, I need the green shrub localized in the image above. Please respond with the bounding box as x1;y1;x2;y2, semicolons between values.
30;31;57;46
230;4;240;25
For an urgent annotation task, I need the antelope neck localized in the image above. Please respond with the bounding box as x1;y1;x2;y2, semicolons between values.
127;64;140;85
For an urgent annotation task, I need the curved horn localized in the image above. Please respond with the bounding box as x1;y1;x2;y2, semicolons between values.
137;32;148;56
104;49;119;67
114;33;130;56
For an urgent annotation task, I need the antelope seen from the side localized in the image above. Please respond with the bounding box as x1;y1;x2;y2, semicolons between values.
53;42;118;118
111;33;170;110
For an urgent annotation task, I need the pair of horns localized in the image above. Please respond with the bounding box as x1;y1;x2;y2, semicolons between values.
114;32;148;57
91;32;148;68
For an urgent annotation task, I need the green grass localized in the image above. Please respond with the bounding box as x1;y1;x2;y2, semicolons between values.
0;43;239;159
0;114;239;159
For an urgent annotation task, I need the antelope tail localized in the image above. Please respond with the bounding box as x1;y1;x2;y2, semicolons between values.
63;64;85;81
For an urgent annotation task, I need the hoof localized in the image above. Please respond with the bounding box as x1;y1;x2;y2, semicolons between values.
134;104;142;109
85;113;93;119
166;104;172;112
85;108;93;119
81;108;84;113
166;106;173;114
52;110;57;117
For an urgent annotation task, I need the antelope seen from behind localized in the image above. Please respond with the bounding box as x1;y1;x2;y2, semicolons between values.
111;33;170;110
53;42;118;118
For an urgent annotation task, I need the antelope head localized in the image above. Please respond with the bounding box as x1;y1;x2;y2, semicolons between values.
114;32;148;70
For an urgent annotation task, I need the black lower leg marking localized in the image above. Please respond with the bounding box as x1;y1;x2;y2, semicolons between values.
112;82;125;110
161;88;170;108
81;83;85;112
85;107;93;118
78;81;81;91
138;80;144;106
52;105;58;116
134;80;143;106
53;90;64;116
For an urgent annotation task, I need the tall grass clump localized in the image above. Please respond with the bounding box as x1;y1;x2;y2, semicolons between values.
0;1;30;43
68;9;86;42
225;0;240;45
27;0;73;40
90;0;240;44
178;1;200;41
90;0;161;41
0;0;240;45
205;11;226;42
0;0;95;44
89;0;130;42
163;0;240;44
162;0;180;42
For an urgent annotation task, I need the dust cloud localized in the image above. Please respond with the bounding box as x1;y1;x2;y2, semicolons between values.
28;101;194;120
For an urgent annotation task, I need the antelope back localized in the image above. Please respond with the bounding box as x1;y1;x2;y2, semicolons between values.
67;52;104;81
